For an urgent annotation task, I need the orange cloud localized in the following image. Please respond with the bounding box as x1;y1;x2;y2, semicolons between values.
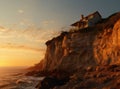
0;43;45;52
0;25;60;54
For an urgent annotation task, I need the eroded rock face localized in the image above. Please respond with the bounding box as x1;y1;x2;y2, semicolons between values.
93;19;120;65
40;12;120;73
32;12;120;89
54;65;120;89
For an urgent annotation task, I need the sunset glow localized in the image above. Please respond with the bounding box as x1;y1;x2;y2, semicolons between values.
0;48;44;67
0;0;119;67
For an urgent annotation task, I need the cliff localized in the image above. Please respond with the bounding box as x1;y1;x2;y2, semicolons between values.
28;12;120;89
39;12;120;73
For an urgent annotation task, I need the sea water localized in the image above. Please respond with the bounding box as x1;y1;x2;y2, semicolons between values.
0;67;43;89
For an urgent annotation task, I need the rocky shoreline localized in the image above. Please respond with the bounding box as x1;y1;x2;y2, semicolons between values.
27;64;120;89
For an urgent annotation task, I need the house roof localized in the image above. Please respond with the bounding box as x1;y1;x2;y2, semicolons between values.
85;11;102;19
71;11;102;27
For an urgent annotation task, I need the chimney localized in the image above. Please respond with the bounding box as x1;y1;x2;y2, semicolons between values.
81;14;84;19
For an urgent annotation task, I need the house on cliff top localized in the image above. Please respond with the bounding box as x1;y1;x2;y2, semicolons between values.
71;11;102;30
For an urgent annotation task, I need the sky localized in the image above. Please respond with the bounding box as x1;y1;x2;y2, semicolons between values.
0;0;120;67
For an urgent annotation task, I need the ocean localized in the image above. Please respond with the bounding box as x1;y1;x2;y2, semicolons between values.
0;67;43;89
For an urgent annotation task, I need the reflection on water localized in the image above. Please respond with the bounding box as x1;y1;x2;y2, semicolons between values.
0;67;43;89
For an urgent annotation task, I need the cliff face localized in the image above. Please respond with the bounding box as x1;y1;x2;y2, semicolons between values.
40;12;120;73
31;12;120;89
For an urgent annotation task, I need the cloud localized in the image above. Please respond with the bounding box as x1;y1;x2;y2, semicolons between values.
0;25;60;54
0;26;8;32
19;19;34;26
0;43;45;52
42;20;55;25
18;9;24;14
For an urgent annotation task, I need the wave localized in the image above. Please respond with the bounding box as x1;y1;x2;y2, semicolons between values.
0;67;43;89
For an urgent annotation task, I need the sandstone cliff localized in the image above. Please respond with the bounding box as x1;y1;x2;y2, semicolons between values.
28;12;120;89
38;12;120;73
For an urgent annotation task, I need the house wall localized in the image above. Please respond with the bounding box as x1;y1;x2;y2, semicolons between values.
87;13;101;27
73;13;102;30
